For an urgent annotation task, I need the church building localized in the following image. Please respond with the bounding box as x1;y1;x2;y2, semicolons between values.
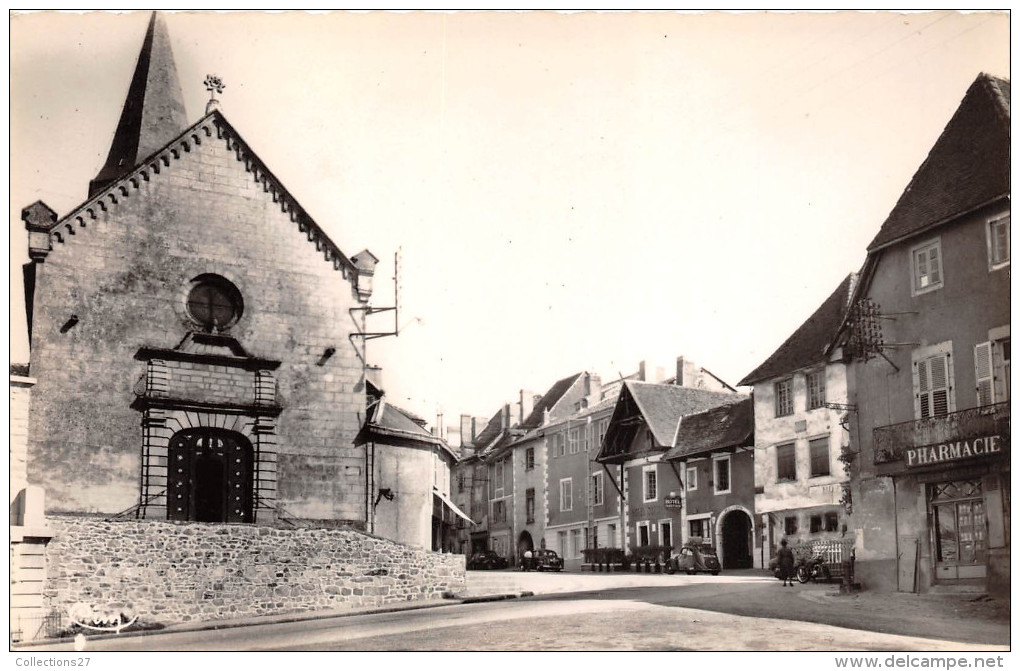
20;13;389;530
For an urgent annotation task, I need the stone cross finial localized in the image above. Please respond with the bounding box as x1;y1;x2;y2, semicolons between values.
204;74;225;113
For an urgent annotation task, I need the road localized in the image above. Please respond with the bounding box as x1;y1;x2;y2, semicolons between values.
32;575;1008;652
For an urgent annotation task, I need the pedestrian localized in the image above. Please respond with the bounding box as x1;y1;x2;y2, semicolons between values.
523;548;533;572
777;538;796;587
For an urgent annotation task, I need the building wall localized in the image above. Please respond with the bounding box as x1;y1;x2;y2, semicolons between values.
624;455;683;555
851;203;1010;592
43;517;465;624
511;434;548;558
25;121;366;522
10;374;35;505
752;361;851;565
370;442;434;549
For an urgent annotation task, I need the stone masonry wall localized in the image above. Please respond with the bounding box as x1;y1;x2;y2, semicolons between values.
44;518;465;624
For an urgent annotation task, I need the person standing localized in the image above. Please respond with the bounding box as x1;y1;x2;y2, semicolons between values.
522;548;533;572
777;538;796;587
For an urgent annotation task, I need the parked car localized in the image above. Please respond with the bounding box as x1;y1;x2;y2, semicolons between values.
527;549;564;572
666;541;721;575
467;550;509;570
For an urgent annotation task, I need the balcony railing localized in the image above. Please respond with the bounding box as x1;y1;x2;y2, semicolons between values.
873;402;1010;464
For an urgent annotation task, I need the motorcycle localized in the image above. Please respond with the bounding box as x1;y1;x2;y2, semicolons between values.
796;553;830;583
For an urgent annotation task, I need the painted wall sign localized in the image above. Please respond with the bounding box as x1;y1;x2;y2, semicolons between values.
664;497;683;509
904;435;1005;468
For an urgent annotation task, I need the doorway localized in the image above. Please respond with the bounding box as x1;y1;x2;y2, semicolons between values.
930;479;987;580
720;510;753;569
167;429;253;523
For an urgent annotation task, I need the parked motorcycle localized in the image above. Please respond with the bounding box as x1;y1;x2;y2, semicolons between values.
796;553;830;583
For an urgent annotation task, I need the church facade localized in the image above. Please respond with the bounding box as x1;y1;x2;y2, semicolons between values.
21;13;382;529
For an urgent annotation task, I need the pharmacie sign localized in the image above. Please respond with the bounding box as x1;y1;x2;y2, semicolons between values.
904;435;1005;468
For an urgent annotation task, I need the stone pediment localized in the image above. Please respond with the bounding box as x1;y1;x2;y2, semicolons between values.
136;332;280;371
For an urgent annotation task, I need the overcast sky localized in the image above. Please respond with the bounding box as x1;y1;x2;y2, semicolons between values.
9;11;1010;427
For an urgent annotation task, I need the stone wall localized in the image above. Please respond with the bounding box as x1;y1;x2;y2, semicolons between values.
43;517;465;624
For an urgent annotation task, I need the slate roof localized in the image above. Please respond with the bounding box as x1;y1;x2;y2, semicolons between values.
738;273;856;387
355;399;458;460
471;408;506;452
597;381;744;462
868;73;1010;251
663;397;754;461
520;372;584;429
627;382;744;447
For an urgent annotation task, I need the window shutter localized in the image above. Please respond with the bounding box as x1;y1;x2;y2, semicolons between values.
975;341;995;406
917;358;931;418
930;355;949;416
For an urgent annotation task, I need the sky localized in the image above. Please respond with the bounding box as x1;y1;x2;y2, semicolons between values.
8;10;1010;428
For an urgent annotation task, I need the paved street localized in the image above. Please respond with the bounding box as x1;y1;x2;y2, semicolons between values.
29;572;1008;652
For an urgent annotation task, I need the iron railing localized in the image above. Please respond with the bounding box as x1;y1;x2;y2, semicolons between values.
873;403;1010;464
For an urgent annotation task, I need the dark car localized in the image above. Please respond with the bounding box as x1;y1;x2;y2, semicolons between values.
525;549;563;572
666;540;721;575
467;550;509;570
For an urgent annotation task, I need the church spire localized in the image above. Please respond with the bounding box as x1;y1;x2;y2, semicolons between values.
90;12;188;197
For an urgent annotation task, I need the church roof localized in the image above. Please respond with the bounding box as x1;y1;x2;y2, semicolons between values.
90;13;189;197
867;73;1010;252
30;13;360;282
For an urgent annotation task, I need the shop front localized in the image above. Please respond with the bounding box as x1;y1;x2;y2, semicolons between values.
874;404;1009;593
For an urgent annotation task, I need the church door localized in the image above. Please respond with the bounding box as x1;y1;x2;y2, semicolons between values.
167;429;253;523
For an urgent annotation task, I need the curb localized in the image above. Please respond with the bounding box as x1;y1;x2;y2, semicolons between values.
457;591;534;604
12;597;465;650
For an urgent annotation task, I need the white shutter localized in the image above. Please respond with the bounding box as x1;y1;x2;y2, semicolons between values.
975;341;995;406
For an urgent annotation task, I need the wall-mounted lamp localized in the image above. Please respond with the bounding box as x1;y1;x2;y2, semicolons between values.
317;346;336;366
60;315;80;333
374;487;394;507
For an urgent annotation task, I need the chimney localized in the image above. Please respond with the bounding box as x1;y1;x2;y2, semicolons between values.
638;360;647;381
519;390;536;425
676;356;685;386
586;373;602;403
502;404;512;430
460;414;474;447
435;411;445;439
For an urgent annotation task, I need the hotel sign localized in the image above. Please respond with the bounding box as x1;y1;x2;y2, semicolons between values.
664;497;682;509
904;435;1005;469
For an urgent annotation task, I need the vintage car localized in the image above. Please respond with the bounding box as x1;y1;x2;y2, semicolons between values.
666;540;721;575
467;550;509;571
525;549;564;572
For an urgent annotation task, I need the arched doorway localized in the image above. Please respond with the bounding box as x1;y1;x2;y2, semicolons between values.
517;530;534;560
720;509;753;569
167;429;253;523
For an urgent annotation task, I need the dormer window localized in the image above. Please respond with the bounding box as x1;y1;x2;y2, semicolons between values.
187;274;243;331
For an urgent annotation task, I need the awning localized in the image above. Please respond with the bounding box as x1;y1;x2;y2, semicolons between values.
433;489;476;525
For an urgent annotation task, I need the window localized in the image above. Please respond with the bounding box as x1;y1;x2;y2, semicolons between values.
591;471;604;506
913;343;955;419
526;488;535;524
911;238;943;295
988;214;1010;269
457;473;465;493
525;447;535;470
976;338;1010;406
809;436;830;477
996;338;1011;402
810;515;822;533
637;521;650;547
689;518;708;540
825;512;840;532
806;369;826;410
492;500;506;524
643;465;658;502
570;529;582;558
552;433;566;458
558;530;568;558
494;460;504;496
686;465;698;491
713;456;731;495
186;275;243;331
776;443;796;482
560;478;573;512
774;378;793;417
596;419;609;449
568;427;581;454
784;515;798;536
